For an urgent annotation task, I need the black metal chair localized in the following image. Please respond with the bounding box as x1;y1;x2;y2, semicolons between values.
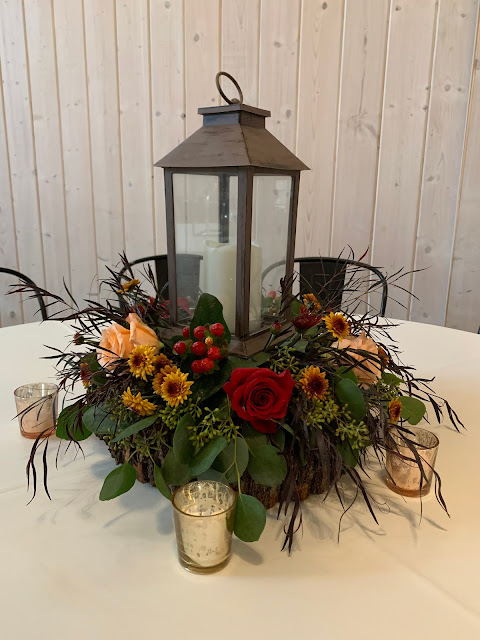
262;257;388;316
118;254;203;304
0;267;48;320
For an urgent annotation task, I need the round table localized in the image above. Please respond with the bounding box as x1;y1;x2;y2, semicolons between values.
1;320;479;639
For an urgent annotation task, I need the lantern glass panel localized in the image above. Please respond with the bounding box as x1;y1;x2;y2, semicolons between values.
250;174;293;333
172;172;238;326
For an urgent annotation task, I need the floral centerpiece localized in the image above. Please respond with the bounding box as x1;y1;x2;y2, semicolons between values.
19;259;462;550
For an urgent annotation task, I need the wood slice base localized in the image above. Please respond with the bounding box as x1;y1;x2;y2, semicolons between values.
100;435;331;509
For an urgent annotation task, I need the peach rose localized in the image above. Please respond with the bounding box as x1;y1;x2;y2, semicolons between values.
334;331;381;384
126;313;161;350
97;314;162;369
97;322;134;370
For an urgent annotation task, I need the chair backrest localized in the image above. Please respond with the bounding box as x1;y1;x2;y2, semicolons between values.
262;257;388;316
0;267;48;321
118;254;202;304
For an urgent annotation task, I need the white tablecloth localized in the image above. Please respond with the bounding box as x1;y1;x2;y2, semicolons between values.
1;320;479;639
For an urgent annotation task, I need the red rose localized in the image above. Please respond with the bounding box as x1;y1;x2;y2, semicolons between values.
223;368;295;434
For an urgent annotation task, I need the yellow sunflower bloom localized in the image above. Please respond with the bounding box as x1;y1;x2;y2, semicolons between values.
160;370;194;407
128;344;157;380
302;293;321;311
152;364;179;394
299;366;329;400
122;387;157;416
324;312;350;340
117;278;140;294
388;398;402;424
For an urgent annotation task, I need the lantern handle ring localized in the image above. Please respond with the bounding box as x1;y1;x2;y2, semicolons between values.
215;71;243;105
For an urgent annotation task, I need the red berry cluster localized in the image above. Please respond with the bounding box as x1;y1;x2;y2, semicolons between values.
173;323;227;375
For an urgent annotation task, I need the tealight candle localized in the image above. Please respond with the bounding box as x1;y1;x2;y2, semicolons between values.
14;382;58;439
172;480;237;574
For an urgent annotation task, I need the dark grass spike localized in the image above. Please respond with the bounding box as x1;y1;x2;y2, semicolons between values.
42;439;51;500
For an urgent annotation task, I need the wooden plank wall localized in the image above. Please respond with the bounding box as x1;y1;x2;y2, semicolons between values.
0;0;479;331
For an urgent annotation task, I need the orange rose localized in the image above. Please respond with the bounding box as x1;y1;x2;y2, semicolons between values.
333;331;381;385
97;322;134;370
97;314;162;369
126;313;162;350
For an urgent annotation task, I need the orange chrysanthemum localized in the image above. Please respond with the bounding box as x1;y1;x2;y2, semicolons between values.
302;293;321;311
122;387;156;416
117;278;140;294
152;364;179;394
160;370;193;407
324;312;350;340
128;344;157;380
389;399;402;424
152;353;171;375
299;366;329;400
79;362;92;388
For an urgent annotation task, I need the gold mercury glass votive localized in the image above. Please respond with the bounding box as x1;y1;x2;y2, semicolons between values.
14;383;58;439
385;427;439;497
172;480;237;574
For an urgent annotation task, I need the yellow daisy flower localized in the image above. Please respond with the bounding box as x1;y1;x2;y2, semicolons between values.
299;366;329;400
152;365;179;395
152;353;171;375
388;398;402;424
122;387;157;416
302;293;321;311
128;344;157;380
117;278;140;294
324;312;350;340
160;370;194;407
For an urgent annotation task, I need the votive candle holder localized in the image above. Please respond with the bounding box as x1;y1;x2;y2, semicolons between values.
172;480;237;574
386;427;439;497
14;382;58;439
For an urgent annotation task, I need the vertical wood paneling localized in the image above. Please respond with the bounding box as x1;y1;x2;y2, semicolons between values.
371;0;437;319
150;0;185;255
259;0;300;150
116;0;155;260
84;0;124;279
222;0;260;105
296;0;344;257
0;64;23;326
0;0;45;321
24;0;70;296
184;0;220;136
53;0;98;302
1;1;480;331
446;22;480;332
331;0;389;258
411;0;479;325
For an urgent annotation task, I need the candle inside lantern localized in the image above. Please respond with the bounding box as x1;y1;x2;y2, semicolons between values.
172;481;237;574
203;240;263;332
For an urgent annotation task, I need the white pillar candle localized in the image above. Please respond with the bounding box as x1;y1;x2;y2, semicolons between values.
203;241;262;332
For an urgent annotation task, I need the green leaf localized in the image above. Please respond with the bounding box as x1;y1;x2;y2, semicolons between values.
247;444;287;487
111;414;159;443
271;429;285;451
234;494;266;542
334;366;358;384
336;440;360;468
242;422;268;448
82;405;119;435
173;413;196;464
212;437;249;483
294;339;308;353
399;396;426;425
162;449;191;486
154;464;171;499
190;293;231;343
382;372;402;387
197;469;228;483
99;464;136;501
189;436;228;476
56;405;92;441
289;299;302;317
189;358;234;402
279;422;295;436
335;378;366;421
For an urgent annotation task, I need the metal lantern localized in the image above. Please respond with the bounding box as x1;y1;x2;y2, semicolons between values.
155;72;308;356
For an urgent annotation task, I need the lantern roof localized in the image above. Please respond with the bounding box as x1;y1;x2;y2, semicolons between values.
155;102;309;171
